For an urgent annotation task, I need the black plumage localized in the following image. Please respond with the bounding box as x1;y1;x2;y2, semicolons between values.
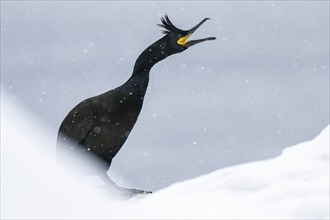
57;15;215;194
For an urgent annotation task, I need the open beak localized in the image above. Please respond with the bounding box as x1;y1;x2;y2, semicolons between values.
177;18;216;47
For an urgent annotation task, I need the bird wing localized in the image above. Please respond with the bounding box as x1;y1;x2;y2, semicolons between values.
57;98;98;148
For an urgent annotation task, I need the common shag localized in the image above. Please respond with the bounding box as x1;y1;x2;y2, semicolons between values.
57;15;215;194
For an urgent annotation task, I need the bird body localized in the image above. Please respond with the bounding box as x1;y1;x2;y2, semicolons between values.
57;15;215;193
57;68;150;172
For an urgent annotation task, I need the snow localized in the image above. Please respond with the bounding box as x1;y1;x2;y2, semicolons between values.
1;90;329;219
130;127;329;219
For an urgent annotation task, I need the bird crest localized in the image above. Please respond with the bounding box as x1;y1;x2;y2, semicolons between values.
158;15;181;34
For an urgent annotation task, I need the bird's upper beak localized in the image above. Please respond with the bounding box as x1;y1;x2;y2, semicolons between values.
177;18;216;47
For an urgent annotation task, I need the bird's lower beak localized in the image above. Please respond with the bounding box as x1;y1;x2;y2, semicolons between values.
177;18;216;47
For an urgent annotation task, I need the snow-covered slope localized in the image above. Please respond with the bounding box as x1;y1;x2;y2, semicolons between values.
1;91;329;219
127;126;329;219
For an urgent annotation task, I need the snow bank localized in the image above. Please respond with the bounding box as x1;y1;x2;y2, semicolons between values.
1;91;329;219
0;91;129;219
127;126;329;219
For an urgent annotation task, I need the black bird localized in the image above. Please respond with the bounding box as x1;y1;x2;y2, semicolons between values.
57;15;215;194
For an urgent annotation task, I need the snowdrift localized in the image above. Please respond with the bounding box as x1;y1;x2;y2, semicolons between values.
1;91;329;219
128;125;329;219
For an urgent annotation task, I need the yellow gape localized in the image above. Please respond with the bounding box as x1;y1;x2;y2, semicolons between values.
177;34;192;47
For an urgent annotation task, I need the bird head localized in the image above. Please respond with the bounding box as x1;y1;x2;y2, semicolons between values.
133;15;216;73
157;15;216;54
